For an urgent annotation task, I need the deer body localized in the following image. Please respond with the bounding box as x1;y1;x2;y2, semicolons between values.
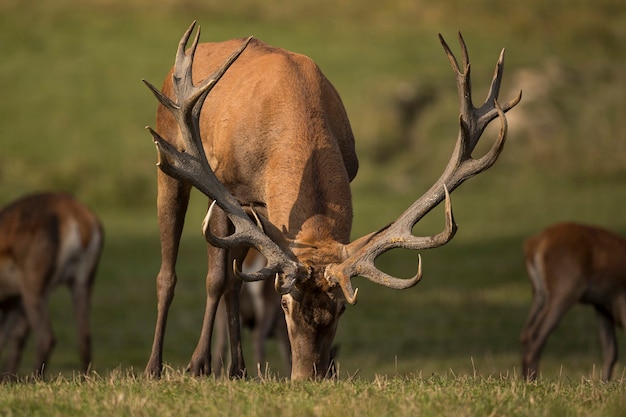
521;222;626;381
0;192;103;379
149;38;356;380
144;23;520;380
157;39;358;234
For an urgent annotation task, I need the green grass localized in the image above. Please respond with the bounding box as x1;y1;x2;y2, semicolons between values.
1;0;626;415
1;372;625;417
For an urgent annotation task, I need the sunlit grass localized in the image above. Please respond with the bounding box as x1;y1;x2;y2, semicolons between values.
2;1;626;415
1;371;625;417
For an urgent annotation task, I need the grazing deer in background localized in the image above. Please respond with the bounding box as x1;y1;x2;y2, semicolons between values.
521;222;626;381
0;192;103;380
143;22;521;380
212;249;291;376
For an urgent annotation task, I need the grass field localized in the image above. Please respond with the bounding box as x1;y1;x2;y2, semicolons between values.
2;372;625;417
1;0;626;415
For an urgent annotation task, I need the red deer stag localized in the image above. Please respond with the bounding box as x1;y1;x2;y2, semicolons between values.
521;222;626;381
0;192;103;380
212;249;291;376
143;22;521;380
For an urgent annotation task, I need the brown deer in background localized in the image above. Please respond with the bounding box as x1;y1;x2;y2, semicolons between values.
143;22;521;380
521;222;626;381
0;192;103;380
212;249;291;376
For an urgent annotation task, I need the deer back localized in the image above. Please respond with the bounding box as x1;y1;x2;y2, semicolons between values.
156;39;358;246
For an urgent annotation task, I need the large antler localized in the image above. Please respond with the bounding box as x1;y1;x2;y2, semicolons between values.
326;32;522;304
144;22;308;290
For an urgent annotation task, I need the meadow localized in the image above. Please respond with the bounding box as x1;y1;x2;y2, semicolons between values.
1;0;625;415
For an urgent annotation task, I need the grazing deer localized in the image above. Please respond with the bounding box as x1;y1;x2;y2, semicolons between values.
0;192;103;380
521;222;626;381
143;22;521;380
212;249;291;376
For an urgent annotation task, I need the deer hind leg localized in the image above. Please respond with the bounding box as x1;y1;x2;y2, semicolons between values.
269;300;292;377
253;283;290;377
70;272;95;374
0;303;30;381
187;204;246;378
20;292;55;378
260;278;291;375
246;280;268;376
522;300;562;380
521;256;548;342
597;294;626;382
224;247;247;378
521;255;548;379
594;306;617;381
70;226;102;374
145;172;192;378
275;302;292;376
521;255;583;380
210;298;228;376
523;286;582;381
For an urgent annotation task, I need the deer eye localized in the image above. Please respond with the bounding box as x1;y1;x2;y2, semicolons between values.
281;297;289;313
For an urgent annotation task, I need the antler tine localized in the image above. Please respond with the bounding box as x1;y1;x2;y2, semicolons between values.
326;34;521;303
483;49;523;114
457;98;508;180
442;34;472;99
327;186;456;304
145;22;307;289
143;21;208;121
172;20;197;93
458;32;470;71
482;48;505;113
175;20;199;73
438;33;462;75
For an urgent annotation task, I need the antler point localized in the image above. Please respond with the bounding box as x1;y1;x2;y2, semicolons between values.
349;287;359;305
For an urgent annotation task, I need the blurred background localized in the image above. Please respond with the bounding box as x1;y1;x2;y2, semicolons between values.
1;0;625;379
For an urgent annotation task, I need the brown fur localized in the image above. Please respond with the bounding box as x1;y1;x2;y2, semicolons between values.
521;222;626;381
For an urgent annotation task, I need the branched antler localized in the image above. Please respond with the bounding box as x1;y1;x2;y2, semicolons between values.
144;22;308;291
326;33;522;303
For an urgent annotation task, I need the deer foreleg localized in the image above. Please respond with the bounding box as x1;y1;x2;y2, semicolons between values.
210;299;228;376
187;205;237;377
522;295;577;380
187;281;221;376
0;305;29;380
594;307;617;381
224;252;246;379
145;173;191;378
71;281;93;373
21;294;55;378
